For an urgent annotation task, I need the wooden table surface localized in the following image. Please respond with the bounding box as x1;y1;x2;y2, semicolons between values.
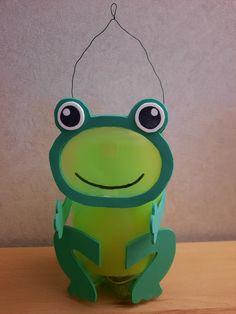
0;241;236;314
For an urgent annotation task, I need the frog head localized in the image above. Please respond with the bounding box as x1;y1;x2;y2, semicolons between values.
49;98;173;208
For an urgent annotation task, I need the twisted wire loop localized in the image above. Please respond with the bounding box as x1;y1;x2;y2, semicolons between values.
71;3;165;104
110;2;117;19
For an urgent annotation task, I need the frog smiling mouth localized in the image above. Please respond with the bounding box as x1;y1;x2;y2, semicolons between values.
75;172;144;190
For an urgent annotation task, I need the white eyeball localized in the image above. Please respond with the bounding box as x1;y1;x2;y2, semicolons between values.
135;102;165;133
57;101;85;131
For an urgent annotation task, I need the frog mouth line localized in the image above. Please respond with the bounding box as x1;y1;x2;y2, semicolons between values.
74;172;144;190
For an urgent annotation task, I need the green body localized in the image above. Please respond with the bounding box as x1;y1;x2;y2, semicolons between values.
50;98;175;303
71;197;160;276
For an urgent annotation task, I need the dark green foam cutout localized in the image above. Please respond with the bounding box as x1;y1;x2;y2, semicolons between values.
50;97;175;304
129;229;176;304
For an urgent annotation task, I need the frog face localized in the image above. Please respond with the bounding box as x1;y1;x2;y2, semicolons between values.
49;98;173;208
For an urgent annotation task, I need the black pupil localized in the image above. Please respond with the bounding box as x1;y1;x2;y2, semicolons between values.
60;105;80;127
139;106;161;129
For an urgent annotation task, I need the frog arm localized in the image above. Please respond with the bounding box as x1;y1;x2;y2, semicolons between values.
125;191;166;269
150;190;166;244
54;197;72;239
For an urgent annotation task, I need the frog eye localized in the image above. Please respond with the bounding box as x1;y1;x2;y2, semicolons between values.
135;102;166;133
57;101;85;131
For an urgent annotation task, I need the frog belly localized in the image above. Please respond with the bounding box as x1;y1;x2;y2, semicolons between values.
71;201;154;277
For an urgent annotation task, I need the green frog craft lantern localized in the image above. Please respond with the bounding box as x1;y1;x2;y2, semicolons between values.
49;97;176;303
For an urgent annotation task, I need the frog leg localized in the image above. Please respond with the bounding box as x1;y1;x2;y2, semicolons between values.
126;228;176;304
54;225;100;302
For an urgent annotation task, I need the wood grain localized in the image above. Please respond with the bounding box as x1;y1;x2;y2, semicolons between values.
0;241;236;313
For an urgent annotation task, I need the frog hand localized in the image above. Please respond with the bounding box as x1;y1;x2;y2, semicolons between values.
150;191;166;244
54;200;64;239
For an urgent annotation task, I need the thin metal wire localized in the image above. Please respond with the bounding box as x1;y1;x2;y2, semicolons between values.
71;3;165;103
71;18;114;98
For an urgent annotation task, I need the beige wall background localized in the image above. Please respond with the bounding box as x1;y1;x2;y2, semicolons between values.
0;0;236;247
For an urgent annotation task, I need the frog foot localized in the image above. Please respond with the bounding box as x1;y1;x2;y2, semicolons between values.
68;280;97;302
132;282;162;304
130;229;176;304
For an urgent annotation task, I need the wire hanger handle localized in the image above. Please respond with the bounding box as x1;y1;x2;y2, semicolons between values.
71;3;165;103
